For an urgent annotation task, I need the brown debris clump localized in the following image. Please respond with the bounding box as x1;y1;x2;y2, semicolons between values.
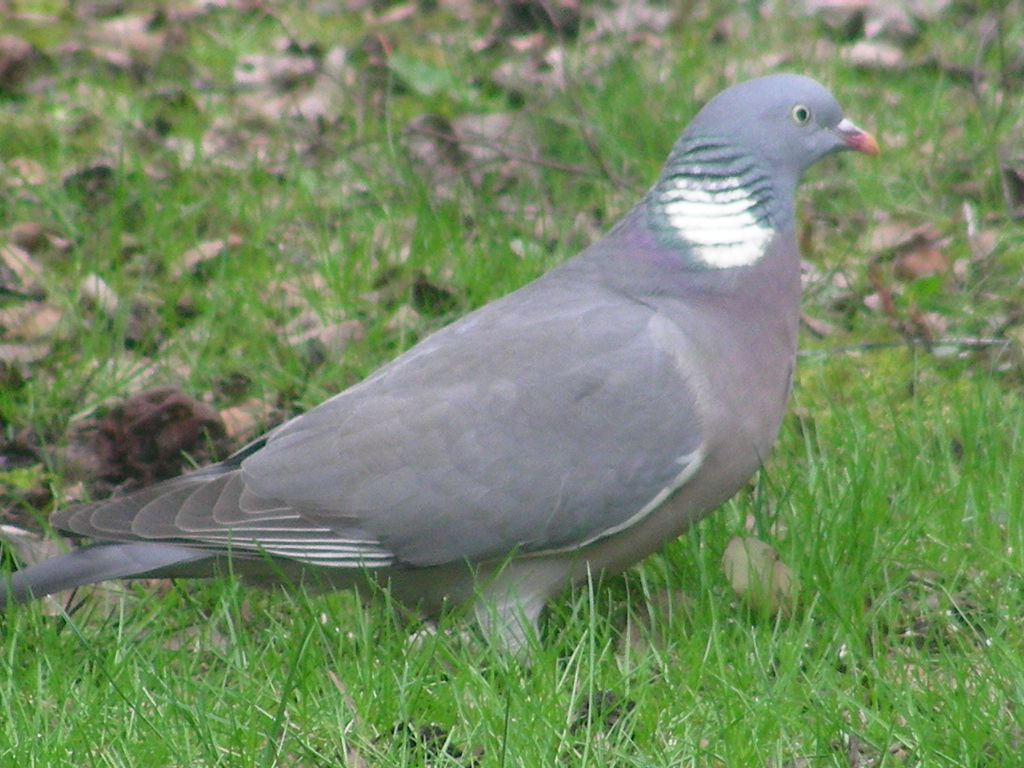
64;386;228;492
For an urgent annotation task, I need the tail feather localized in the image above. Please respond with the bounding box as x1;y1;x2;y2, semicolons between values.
0;543;214;609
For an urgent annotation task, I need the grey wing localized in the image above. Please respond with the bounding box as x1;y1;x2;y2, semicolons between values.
54;280;705;569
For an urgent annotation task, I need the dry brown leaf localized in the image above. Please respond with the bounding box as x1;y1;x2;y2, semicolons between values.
798;0;934;43
590;0;676;39
369;1;415;24
722;536;799;617
869;220;927;253
455;111;546;194
80;13;169;71
862;291;885;314
283;73;340;121
219;397;272;442
961;202;999;261
0;301;63;339
0;243;45;297
0;340;50;364
800;311;842;338
402;113;467;196
894;244;948;280
453;111;536;161
490;47;569;99
290;319;366;366
175;234;243;277
3;221;46;251
845;40;905;69
80;273;120;316
870;222;949;280
908;309;947;339
267;273;330;315
386;303;422;333
235;51;317;91
404;111;546;202
6;157;46;186
801;0;869;38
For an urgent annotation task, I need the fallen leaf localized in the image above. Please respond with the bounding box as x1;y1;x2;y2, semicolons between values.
175;234;243;277
722;536;799;616
894;244;948;280
266;272;331;314
800;311;842;338
82;13;169;71
871;222;950;280
219;397;272;442
402;113;467;195
590;0;676;38
6;157;46;186
490;46;570;100
0;340;50;364
272;72;339;122
801;0;868;39
907;308;948;341
0;243;45;298
80;273;120;316
386;303;422;333
290;319;366;367
869;220;929;253
961;201;998;261
2;221;46;251
235;50;317;90
0;301;63;339
862;291;885;313
387;53;458;98
374;2;418;24
845;39;905;69
451;111;537;162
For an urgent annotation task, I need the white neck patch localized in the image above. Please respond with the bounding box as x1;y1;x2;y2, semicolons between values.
656;174;774;269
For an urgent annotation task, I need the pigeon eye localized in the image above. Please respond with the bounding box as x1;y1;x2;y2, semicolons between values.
791;105;811;125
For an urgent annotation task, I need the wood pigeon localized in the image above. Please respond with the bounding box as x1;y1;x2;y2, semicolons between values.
0;74;877;651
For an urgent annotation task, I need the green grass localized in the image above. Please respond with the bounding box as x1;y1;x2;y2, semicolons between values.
2;1;1024;765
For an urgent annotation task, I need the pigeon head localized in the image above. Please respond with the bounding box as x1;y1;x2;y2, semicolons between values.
682;73;878;179
646;74;877;270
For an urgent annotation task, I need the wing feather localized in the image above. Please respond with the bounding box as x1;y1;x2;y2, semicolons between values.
53;275;705;570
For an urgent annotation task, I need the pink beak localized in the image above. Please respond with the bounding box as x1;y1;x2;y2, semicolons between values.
835;118;879;155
